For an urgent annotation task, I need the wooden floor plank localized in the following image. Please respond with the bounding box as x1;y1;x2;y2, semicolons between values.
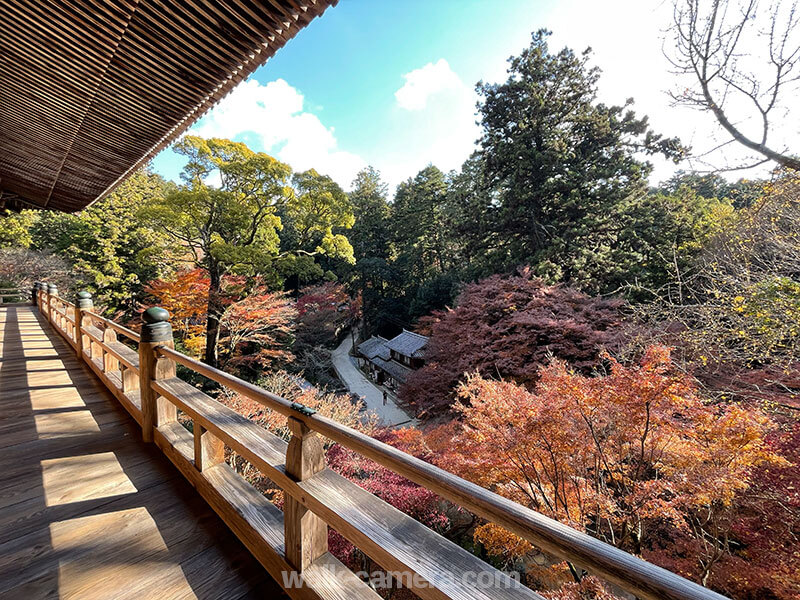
0;305;283;599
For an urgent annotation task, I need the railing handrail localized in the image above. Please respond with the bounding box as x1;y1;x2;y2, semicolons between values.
30;283;729;600
82;309;140;342
155;345;726;600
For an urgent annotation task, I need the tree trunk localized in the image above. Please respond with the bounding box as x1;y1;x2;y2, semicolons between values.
204;264;222;367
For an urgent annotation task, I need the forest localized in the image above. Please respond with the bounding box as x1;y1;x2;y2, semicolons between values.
1;21;798;600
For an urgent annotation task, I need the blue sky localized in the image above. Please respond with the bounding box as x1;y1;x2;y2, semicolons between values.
151;0;786;192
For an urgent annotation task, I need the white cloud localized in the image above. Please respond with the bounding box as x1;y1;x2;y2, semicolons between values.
395;59;466;111
190;78;366;189
382;59;481;189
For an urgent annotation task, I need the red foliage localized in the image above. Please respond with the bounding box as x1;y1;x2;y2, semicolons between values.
541;576;620;600
219;290;297;371
296;282;352;316
143;268;209;339
401;269;628;416
645;422;800;599
296;282;361;348
324;427;452;567
429;346;784;595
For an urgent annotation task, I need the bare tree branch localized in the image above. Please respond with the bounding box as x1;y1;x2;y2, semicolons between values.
668;0;800;171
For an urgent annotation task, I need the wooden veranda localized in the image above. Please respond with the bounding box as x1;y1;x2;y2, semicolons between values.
0;303;281;598
0;284;731;600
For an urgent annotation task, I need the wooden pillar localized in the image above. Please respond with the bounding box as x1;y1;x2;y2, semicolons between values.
139;307;176;443
284;417;327;571
47;284;58;325
31;282;39;306
103;326;119;373
75;291;93;358
194;423;224;471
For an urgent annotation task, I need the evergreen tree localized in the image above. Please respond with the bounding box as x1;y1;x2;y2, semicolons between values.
475;30;684;293
29;170;173;313
347;167;399;335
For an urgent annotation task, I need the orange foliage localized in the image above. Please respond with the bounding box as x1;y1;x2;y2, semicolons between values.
219;291;297;370
144;268;209;351
430;346;783;585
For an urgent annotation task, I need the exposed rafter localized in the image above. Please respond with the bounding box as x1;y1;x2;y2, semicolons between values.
0;0;337;214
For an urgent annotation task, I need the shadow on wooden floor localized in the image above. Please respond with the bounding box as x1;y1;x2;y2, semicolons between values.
0;305;283;599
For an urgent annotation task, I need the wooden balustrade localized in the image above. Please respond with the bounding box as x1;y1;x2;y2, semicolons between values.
32;283;730;600
0;286;25;304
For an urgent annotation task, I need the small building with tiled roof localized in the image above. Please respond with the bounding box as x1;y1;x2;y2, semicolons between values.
372;357;412;384
356;330;428;388
386;330;428;369
357;336;391;361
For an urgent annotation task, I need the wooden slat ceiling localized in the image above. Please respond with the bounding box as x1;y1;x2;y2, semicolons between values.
0;0;337;214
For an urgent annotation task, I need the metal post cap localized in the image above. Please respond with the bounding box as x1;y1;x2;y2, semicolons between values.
142;307;170;324
141;307;172;342
76;291;94;309
47;284;58;293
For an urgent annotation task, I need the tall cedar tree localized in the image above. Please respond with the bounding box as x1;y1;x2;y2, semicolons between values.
348;167;403;336
400;269;627;417
476;30;683;293
391;165;452;284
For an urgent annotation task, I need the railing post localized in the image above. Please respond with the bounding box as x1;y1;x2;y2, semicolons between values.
66;305;74;341
47;284;57;325
139;307;176;443
31;282;39;306
75;291;93;358
121;363;139;394
102;325;118;373
36;282;44;312
284;416;328;571
194;423;224;471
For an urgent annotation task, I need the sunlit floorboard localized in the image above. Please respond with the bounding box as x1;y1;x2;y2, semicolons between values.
0;304;283;599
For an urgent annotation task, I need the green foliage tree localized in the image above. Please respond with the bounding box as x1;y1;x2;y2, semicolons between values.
140;137;354;367
658;172;764;209
277;169;355;288
614;186;735;297
0;209;38;248
391;165;452;283
349;167;391;263
442;153;496;272
474;30;684;293
347;167;402;335
29;170;172;313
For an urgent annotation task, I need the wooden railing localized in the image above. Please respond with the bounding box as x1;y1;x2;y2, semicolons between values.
31;282;730;600
0;286;26;304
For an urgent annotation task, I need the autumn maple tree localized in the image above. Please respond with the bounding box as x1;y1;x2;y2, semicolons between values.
401;269;628;417
296;282;361;348
144;268;210;354
430;346;782;593
218;290;297;373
